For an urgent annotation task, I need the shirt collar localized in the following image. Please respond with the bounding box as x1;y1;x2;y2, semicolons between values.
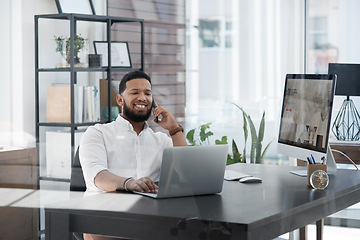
115;115;149;132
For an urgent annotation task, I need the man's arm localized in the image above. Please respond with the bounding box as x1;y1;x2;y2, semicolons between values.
169;127;188;146
94;170;158;193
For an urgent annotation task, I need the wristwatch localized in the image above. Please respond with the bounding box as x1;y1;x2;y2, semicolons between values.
169;125;184;136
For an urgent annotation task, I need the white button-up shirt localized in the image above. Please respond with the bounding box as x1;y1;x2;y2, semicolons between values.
79;115;173;191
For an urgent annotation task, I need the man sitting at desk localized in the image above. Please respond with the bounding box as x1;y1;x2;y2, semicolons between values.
80;70;187;194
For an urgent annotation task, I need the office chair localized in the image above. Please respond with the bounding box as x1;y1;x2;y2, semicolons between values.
70;146;86;240
70;146;86;192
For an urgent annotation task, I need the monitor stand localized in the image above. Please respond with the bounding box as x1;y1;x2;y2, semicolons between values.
326;144;337;174
290;144;337;177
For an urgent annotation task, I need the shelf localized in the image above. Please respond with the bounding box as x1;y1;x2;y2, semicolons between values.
38;67;106;72
35;13;144;24
37;67;142;72
35;13;144;184
37;121;103;127
39;176;70;183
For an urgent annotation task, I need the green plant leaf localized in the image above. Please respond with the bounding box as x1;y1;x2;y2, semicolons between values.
54;35;65;54
230;102;271;164
255;141;262;164
226;154;235;165
186;129;196;146
259;140;273;164
65;35;86;55
199;123;213;143
232;139;239;155
255;112;266;163
242;112;248;163
233;152;242;163
200;122;212;131
246;115;258;164
230;102;251;162
215;136;228;145
258;111;265;142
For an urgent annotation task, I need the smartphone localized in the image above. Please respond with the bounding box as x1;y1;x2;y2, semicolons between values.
152;97;159;122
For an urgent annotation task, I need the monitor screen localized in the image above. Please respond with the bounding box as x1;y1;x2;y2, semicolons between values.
328;63;360;96
277;74;337;162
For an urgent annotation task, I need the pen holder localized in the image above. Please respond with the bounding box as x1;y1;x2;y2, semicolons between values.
307;164;327;187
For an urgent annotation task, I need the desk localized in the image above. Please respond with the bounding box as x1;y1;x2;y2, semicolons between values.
0;147;37;189
330;141;360;164
45;164;360;240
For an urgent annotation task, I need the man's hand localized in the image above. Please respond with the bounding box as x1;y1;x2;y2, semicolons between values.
153;105;179;131
153;105;188;146
126;177;158;193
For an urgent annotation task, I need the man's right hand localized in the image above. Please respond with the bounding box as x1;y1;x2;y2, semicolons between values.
126;177;158;193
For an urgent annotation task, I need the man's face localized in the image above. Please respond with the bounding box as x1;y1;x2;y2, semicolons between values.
119;78;152;122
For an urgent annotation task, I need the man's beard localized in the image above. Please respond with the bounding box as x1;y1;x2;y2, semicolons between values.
122;100;152;122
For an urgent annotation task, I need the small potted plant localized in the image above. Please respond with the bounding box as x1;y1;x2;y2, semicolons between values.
54;34;87;68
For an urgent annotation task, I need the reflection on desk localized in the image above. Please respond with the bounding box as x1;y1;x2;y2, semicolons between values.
0;188;84;240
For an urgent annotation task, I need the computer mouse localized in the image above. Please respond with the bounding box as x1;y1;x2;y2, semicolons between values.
239;176;262;183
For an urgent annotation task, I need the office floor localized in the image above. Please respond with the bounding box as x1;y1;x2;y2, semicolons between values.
276;225;360;240
275;202;360;239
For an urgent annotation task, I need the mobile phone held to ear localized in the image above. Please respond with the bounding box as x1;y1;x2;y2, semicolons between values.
152;98;159;122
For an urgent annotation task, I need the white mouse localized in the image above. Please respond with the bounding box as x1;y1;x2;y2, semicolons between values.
239;176;262;183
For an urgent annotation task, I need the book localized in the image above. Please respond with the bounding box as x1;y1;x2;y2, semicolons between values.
46;85;71;122
75;85;84;123
84;86;99;122
85;86;93;122
45;82;102;123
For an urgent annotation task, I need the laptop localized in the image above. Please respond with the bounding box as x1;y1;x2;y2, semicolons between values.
135;144;228;199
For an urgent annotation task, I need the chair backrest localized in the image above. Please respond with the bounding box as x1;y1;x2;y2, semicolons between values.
70;146;86;191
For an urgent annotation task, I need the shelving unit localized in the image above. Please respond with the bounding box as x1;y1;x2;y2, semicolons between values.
35;13;144;185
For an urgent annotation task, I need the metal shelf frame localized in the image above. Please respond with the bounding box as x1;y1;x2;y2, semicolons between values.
35;13;144;184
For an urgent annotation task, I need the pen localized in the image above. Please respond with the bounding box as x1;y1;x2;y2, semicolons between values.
306;156;312;164
311;154;316;164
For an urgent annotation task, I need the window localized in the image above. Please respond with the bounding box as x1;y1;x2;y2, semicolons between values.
199;19;220;48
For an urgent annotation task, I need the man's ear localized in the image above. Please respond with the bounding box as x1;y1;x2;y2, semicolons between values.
116;94;123;107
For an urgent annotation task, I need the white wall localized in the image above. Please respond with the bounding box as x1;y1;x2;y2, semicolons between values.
0;0;57;147
0;1;12;144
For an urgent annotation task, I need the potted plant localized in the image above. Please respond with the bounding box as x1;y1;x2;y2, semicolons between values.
185;122;243;165
54;34;87;67
185;106;273;165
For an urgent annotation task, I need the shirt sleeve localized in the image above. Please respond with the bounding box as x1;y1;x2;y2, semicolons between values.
79;126;108;189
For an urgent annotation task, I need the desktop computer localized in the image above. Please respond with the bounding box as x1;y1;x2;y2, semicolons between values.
277;74;337;174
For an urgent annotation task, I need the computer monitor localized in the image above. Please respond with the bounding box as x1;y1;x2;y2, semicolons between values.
277;74;338;174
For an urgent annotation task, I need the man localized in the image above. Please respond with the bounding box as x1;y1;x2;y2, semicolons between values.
79;70;187;194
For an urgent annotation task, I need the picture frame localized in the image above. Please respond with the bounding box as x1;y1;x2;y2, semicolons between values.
55;0;96;15
93;41;132;68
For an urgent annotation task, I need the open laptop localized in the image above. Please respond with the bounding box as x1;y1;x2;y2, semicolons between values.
135;145;228;199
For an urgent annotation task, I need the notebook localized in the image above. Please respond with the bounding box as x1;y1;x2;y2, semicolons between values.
135;144;228;199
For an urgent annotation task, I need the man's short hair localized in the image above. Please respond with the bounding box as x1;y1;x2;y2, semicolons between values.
119;70;152;94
